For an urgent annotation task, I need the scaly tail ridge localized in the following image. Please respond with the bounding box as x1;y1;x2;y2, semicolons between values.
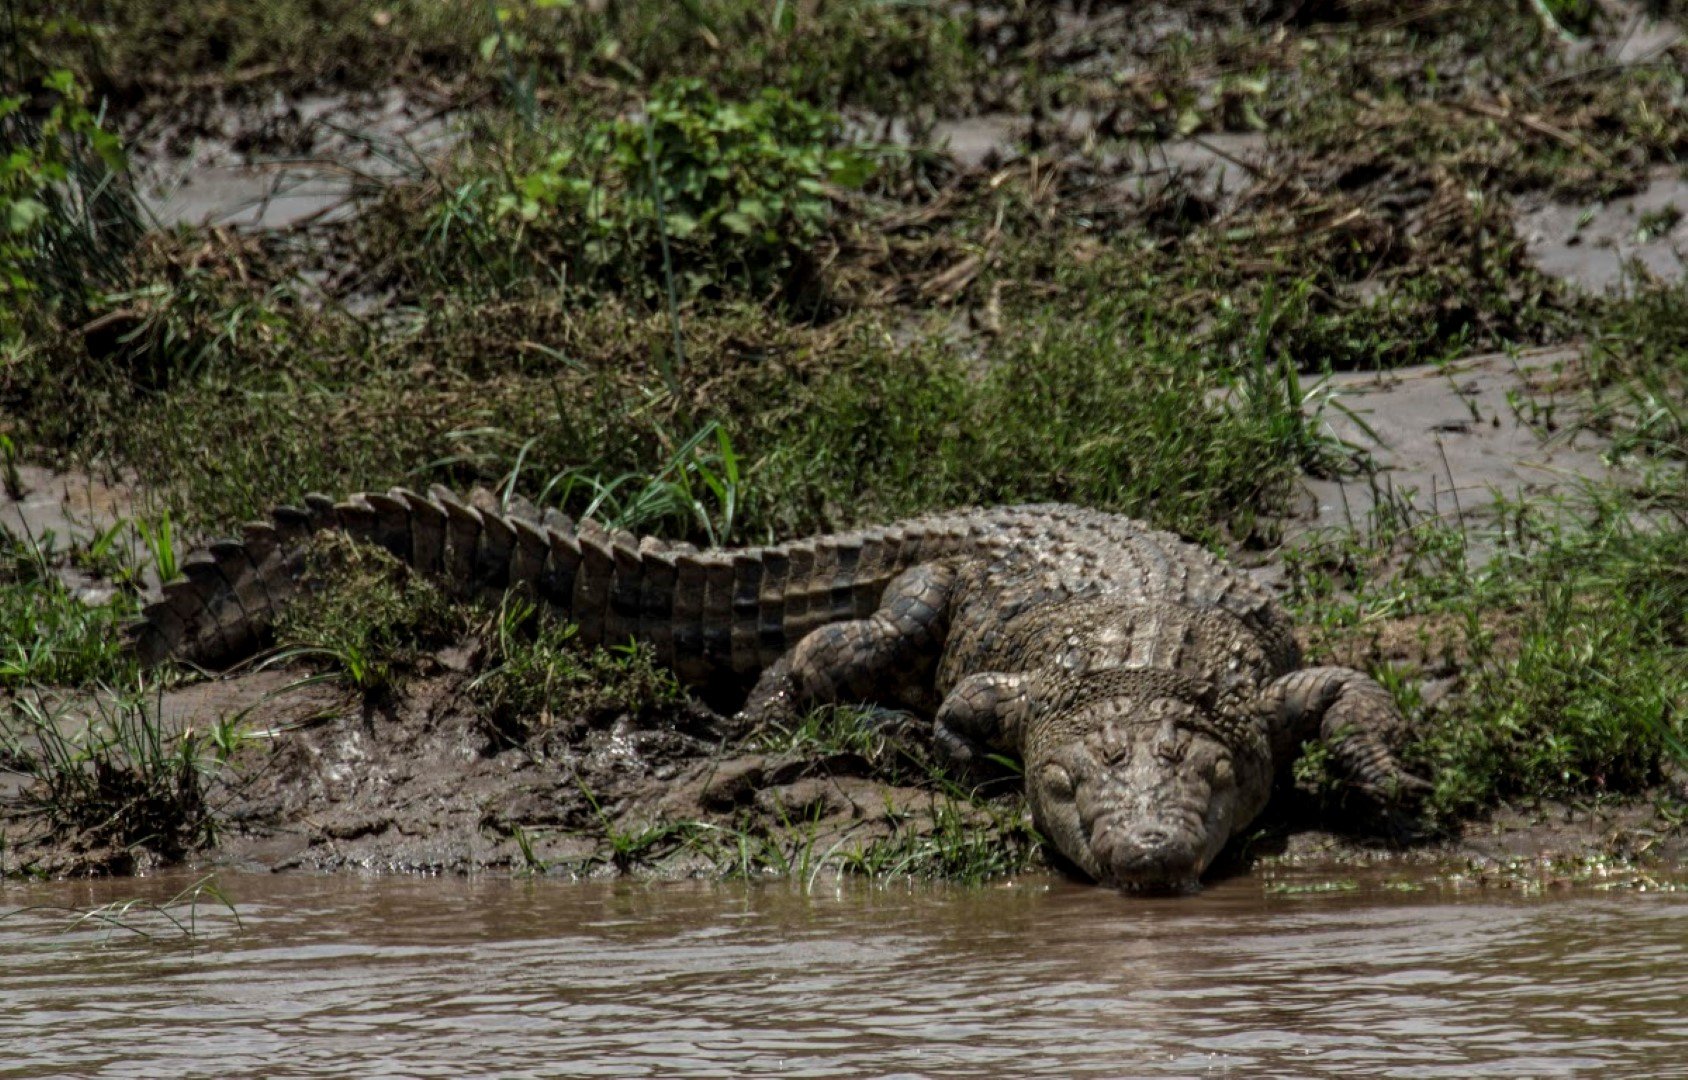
123;487;980;684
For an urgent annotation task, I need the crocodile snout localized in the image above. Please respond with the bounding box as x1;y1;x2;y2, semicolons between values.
1091;821;1205;893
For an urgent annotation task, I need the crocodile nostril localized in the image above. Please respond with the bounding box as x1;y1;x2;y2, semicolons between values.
1135;827;1170;849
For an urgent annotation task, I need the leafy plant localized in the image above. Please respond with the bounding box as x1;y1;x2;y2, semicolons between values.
479;78;874;297
0;68;140;335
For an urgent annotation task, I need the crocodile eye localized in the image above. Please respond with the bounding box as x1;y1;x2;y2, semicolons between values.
1156;740;1187;765
1040;763;1074;800
1091;723;1131;766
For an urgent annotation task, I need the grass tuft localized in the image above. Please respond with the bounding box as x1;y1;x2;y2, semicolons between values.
469;597;686;747
1;687;222;861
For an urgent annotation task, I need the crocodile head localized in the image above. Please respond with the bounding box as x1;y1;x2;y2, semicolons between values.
1024;675;1272;893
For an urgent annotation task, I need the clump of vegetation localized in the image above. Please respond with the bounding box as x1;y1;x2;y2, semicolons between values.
1;689;224;864
1286;490;1687;824
0;529;138;688
25;0;975;116
268;534;689;737
755;705;893;763
271;535;462;696
1413;526;1687;816
470;597;686;747
405;78;874;302
0;68;140;337
837;790;1042;885
1584;279;1688;463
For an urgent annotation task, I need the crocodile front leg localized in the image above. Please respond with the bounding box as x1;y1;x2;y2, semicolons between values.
1263;666;1431;802
739;562;958;724
932;671;1032;774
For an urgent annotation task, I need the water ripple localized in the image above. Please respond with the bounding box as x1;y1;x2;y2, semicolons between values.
2;872;1685;1077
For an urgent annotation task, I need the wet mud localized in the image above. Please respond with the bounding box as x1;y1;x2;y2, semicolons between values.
8;649;1681;886
1279;344;1678;568
130;87;458;231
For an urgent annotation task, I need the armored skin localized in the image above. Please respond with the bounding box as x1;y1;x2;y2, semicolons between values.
129;489;1426;891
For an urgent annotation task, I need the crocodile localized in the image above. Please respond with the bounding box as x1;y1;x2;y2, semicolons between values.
129;487;1427;892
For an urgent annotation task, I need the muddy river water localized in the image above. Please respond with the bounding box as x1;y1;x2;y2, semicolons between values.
3;869;1685;1077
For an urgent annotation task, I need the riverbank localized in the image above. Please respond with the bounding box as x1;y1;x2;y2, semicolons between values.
2;0;1684;883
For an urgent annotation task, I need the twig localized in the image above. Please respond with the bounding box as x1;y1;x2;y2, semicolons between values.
1451;99;1613;168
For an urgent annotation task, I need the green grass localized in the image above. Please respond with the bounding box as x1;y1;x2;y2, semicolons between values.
829;785;1041;885
269;535;462;698
18;874;241;939
558;782;1042;886
1583;281;1688;465
1286;485;1688;822
0;529;139;688
24;0;976;115
6;271;1334;545
1419;526;1687;813
469;597;686;747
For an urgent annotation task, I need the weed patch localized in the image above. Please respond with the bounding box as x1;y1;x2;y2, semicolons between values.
0;69;140;338
25;0;975;116
0;530;138;689
1584;280;1688;464
470;598;685;747
834;786;1042;885
1287;492;1688;822
1;688;222;864
270;535;461;696
381;79;874;304
1412;527;1688;817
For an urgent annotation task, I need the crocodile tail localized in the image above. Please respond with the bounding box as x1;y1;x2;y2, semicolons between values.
123;487;969;685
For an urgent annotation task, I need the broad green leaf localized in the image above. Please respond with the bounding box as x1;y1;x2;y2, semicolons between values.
6;198;49;234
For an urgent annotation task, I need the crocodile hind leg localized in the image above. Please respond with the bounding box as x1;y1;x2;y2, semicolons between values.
739;562;957;725
1263;666;1432;803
